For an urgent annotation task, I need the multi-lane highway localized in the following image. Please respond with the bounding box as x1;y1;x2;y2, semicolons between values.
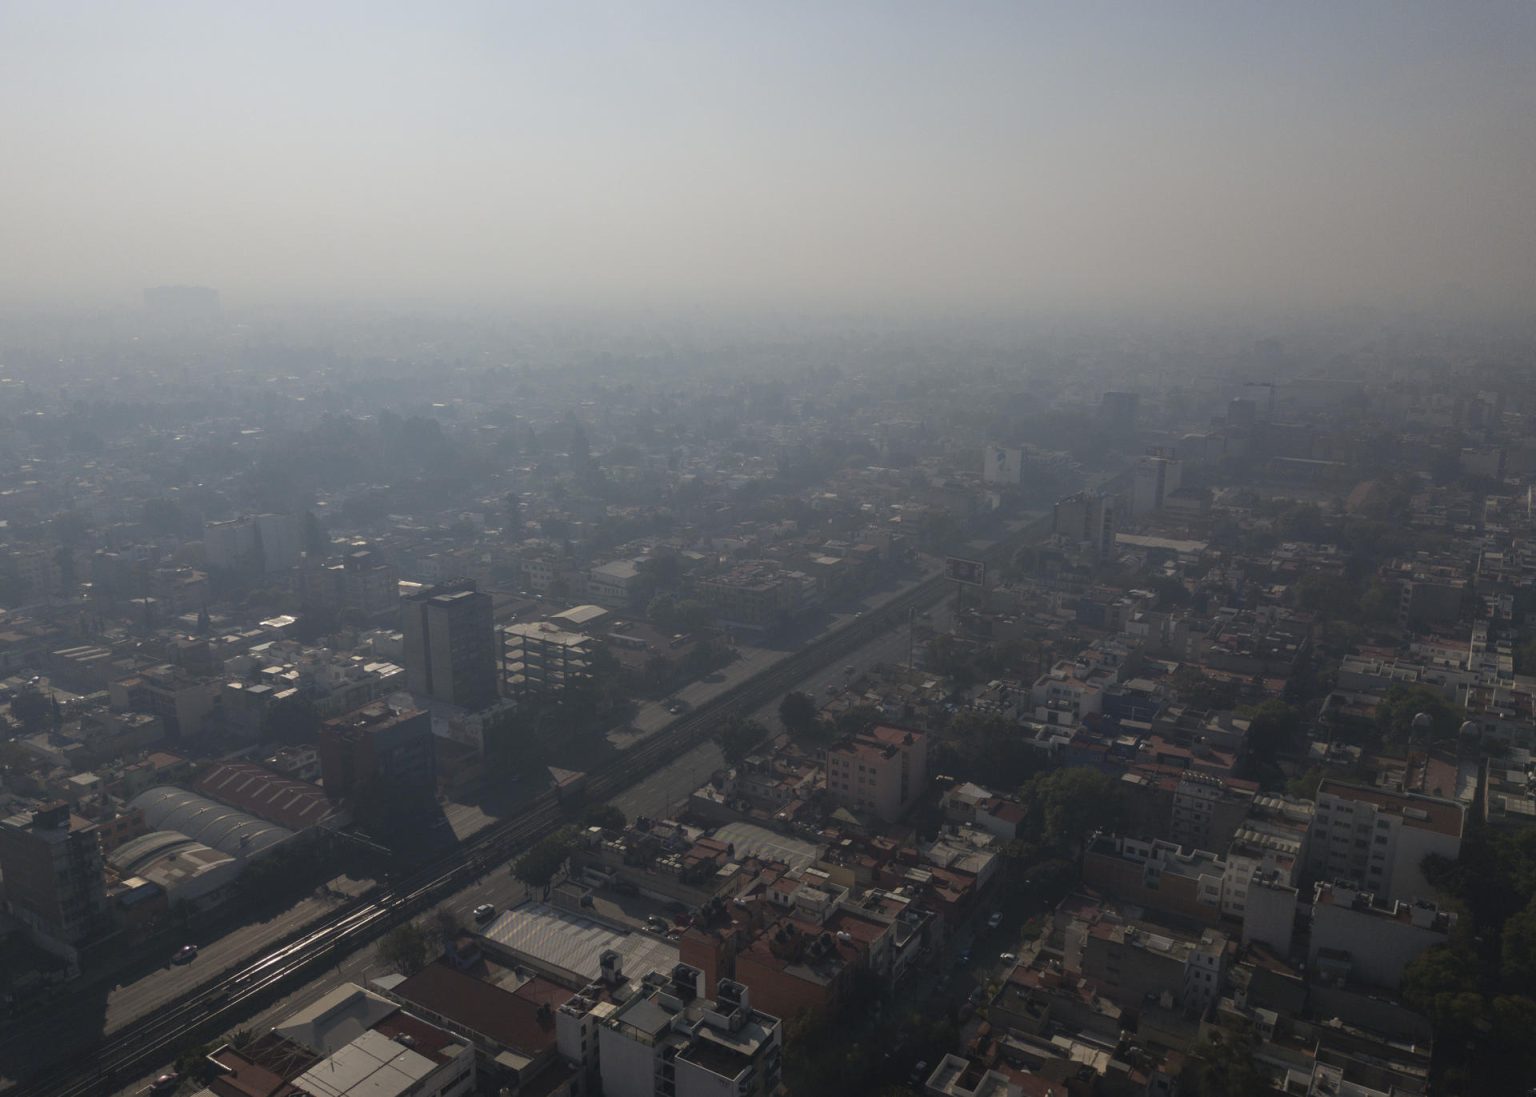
4;502;1076;1097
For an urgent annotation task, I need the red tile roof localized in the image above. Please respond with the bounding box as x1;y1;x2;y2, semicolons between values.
195;761;341;830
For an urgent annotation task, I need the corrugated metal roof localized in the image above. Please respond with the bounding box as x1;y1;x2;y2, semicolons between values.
479;902;678;984
713;821;822;872
130;786;292;860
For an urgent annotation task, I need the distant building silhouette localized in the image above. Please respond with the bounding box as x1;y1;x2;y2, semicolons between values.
1099;390;1139;435
402;579;499;710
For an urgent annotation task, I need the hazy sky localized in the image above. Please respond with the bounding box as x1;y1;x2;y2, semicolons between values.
3;2;1534;317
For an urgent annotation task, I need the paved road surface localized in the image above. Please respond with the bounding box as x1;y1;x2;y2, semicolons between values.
607;562;944;750
0;880;370;1089
610;594;954;823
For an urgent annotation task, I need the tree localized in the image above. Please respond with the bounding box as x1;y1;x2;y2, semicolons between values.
647;595;678;631
717;718;769;764
1375;683;1461;744
1401;944;1483;1036
671;600;714;633
1516;640;1536;677
1501;898;1536;993
1168;664;1238;710
835;705;882;738
513;827;578;889
1293;572;1360;620
429;908;463;950
779;691;819;737
581;804;626;831
1185;1023;1265;1096
1245;700;1299;764
1358;580;1398;625
173;1041;218;1085
940;710;1043;790
683;639;730;679
1287;767;1324;800
1018;767;1123;858
377;923;431;975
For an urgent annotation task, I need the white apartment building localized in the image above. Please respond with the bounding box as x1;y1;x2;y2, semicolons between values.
589;965;783;1097
1308;780;1463;904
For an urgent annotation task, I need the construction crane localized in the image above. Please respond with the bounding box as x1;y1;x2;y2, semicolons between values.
1244;380;1277;421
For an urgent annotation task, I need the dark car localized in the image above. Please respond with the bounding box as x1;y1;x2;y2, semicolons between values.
172;944;198;964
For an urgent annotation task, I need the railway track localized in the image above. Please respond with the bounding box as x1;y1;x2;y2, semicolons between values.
7;501;1085;1097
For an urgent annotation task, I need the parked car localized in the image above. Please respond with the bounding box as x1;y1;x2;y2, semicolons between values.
149;1072;180;1093
999;952;1018;963
473;903;496;922
986;911;1002;929
172;944;198;964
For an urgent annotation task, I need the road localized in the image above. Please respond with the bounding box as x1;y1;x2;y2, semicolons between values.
608;560;947;750
610;588;957;823
11;502;1075;1097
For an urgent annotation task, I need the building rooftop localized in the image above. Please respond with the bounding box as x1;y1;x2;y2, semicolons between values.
129;786;293;860
479;901;679;985
195;762;340;831
712;821;822;872
275;983;399;1056
391;961;561;1054
1317;779;1464;838
289;1029;440;1097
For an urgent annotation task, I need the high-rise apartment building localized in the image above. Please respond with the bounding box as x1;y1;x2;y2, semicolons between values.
203;513;301;574
402;579;498;710
0;801;112;960
319;702;437;834
1131;453;1184;515
1052;491;1118;559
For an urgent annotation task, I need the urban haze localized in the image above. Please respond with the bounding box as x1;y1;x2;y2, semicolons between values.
1;5;1535;1097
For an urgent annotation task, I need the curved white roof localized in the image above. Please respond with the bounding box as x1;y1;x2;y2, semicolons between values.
108;829;241;904
130;786;293;860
